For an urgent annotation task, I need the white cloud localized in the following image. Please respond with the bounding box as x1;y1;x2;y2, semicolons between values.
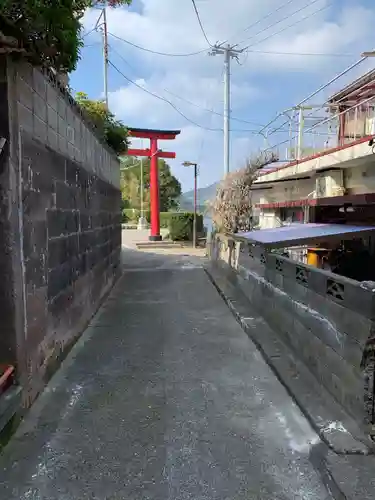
80;0;375;191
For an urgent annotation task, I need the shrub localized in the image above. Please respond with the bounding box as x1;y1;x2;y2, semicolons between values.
122;208;139;223
169;212;203;241
121;210;203;238
122;209;151;223
160;212;174;228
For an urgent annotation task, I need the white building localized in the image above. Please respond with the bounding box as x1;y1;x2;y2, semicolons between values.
252;69;375;229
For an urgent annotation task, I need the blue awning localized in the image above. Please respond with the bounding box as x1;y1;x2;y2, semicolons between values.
238;223;375;249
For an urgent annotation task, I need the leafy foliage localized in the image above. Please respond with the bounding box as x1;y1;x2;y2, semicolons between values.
1;1;132;72
209;152;279;233
75;92;128;153
120;156;182;212
169;213;204;241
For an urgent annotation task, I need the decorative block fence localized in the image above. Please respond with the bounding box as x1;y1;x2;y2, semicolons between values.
208;233;375;428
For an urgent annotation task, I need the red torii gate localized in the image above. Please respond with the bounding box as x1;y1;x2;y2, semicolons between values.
126;127;181;241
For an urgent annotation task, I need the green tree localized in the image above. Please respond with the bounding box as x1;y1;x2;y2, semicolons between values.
1;1;132;72
120;157;182;212
75;92;128;154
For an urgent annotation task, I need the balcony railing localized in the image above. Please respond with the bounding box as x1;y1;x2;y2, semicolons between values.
265;97;375;167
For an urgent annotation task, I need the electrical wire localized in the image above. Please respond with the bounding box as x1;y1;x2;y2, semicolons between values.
109;60;262;134
264;92;375;156
246;49;354;57
109;43;265;130
108;32;207;57
259;56;369;136
190;0;213;48
225;0;297;46
108;60;224;132
196;73;223;167
299;74;375;129
267;70;371;139
82;26;99;38
260;80;375;165
242;1;332;50
162;88;264;127
236;0;324;48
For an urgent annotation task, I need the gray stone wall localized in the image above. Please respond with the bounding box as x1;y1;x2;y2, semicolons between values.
0;56;121;406
14;60;119;189
21;133;121;404
210;233;375;427
0;56;16;366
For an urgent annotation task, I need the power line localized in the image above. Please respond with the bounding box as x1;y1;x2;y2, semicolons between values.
109;43;265;129
225;0;296;46
84;42;101;48
196;73;223;166
108;32;207;57
263;76;375;156
243;2;332;51
109;43;136;71
108;60;223;131
83;27;98;38
261;56;369;136
109;60;261;134
162;88;264;127
264;93;375;156
236;0;328;49
246;49;354;57
190;0;213;47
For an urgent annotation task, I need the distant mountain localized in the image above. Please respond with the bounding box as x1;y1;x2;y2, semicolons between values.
179;182;218;212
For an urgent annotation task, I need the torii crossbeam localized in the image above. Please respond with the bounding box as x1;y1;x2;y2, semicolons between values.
125;127;181;241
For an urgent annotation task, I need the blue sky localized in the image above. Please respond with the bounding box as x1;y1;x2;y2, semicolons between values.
71;0;375;191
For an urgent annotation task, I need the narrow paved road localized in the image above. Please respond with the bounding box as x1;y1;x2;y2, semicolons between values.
0;250;333;499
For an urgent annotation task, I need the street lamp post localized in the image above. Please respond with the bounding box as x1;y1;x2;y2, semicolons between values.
182;161;198;248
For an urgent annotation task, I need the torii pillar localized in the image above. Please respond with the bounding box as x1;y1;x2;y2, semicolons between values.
126;128;181;241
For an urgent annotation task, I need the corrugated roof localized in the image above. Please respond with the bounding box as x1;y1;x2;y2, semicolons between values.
238;223;375;249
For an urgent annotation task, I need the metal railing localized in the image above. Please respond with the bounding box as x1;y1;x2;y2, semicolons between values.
264;96;375;165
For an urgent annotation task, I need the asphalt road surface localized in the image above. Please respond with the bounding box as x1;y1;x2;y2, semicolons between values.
0;249;334;499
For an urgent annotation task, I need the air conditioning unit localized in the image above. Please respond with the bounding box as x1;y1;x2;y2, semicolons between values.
315;171;345;198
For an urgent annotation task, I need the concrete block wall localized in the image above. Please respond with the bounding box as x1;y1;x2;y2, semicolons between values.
14;61;120;189
0;57;17;366
211;233;375;427
0;56;121;407
20;133;121;404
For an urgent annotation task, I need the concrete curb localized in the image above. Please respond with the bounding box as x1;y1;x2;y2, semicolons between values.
135;241;185;249
204;262;373;456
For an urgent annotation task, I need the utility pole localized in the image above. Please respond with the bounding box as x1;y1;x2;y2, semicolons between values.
96;8;109;108
210;44;243;176
182;161;198;248
102;7;109;109
297;106;304;160
295;105;320;159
